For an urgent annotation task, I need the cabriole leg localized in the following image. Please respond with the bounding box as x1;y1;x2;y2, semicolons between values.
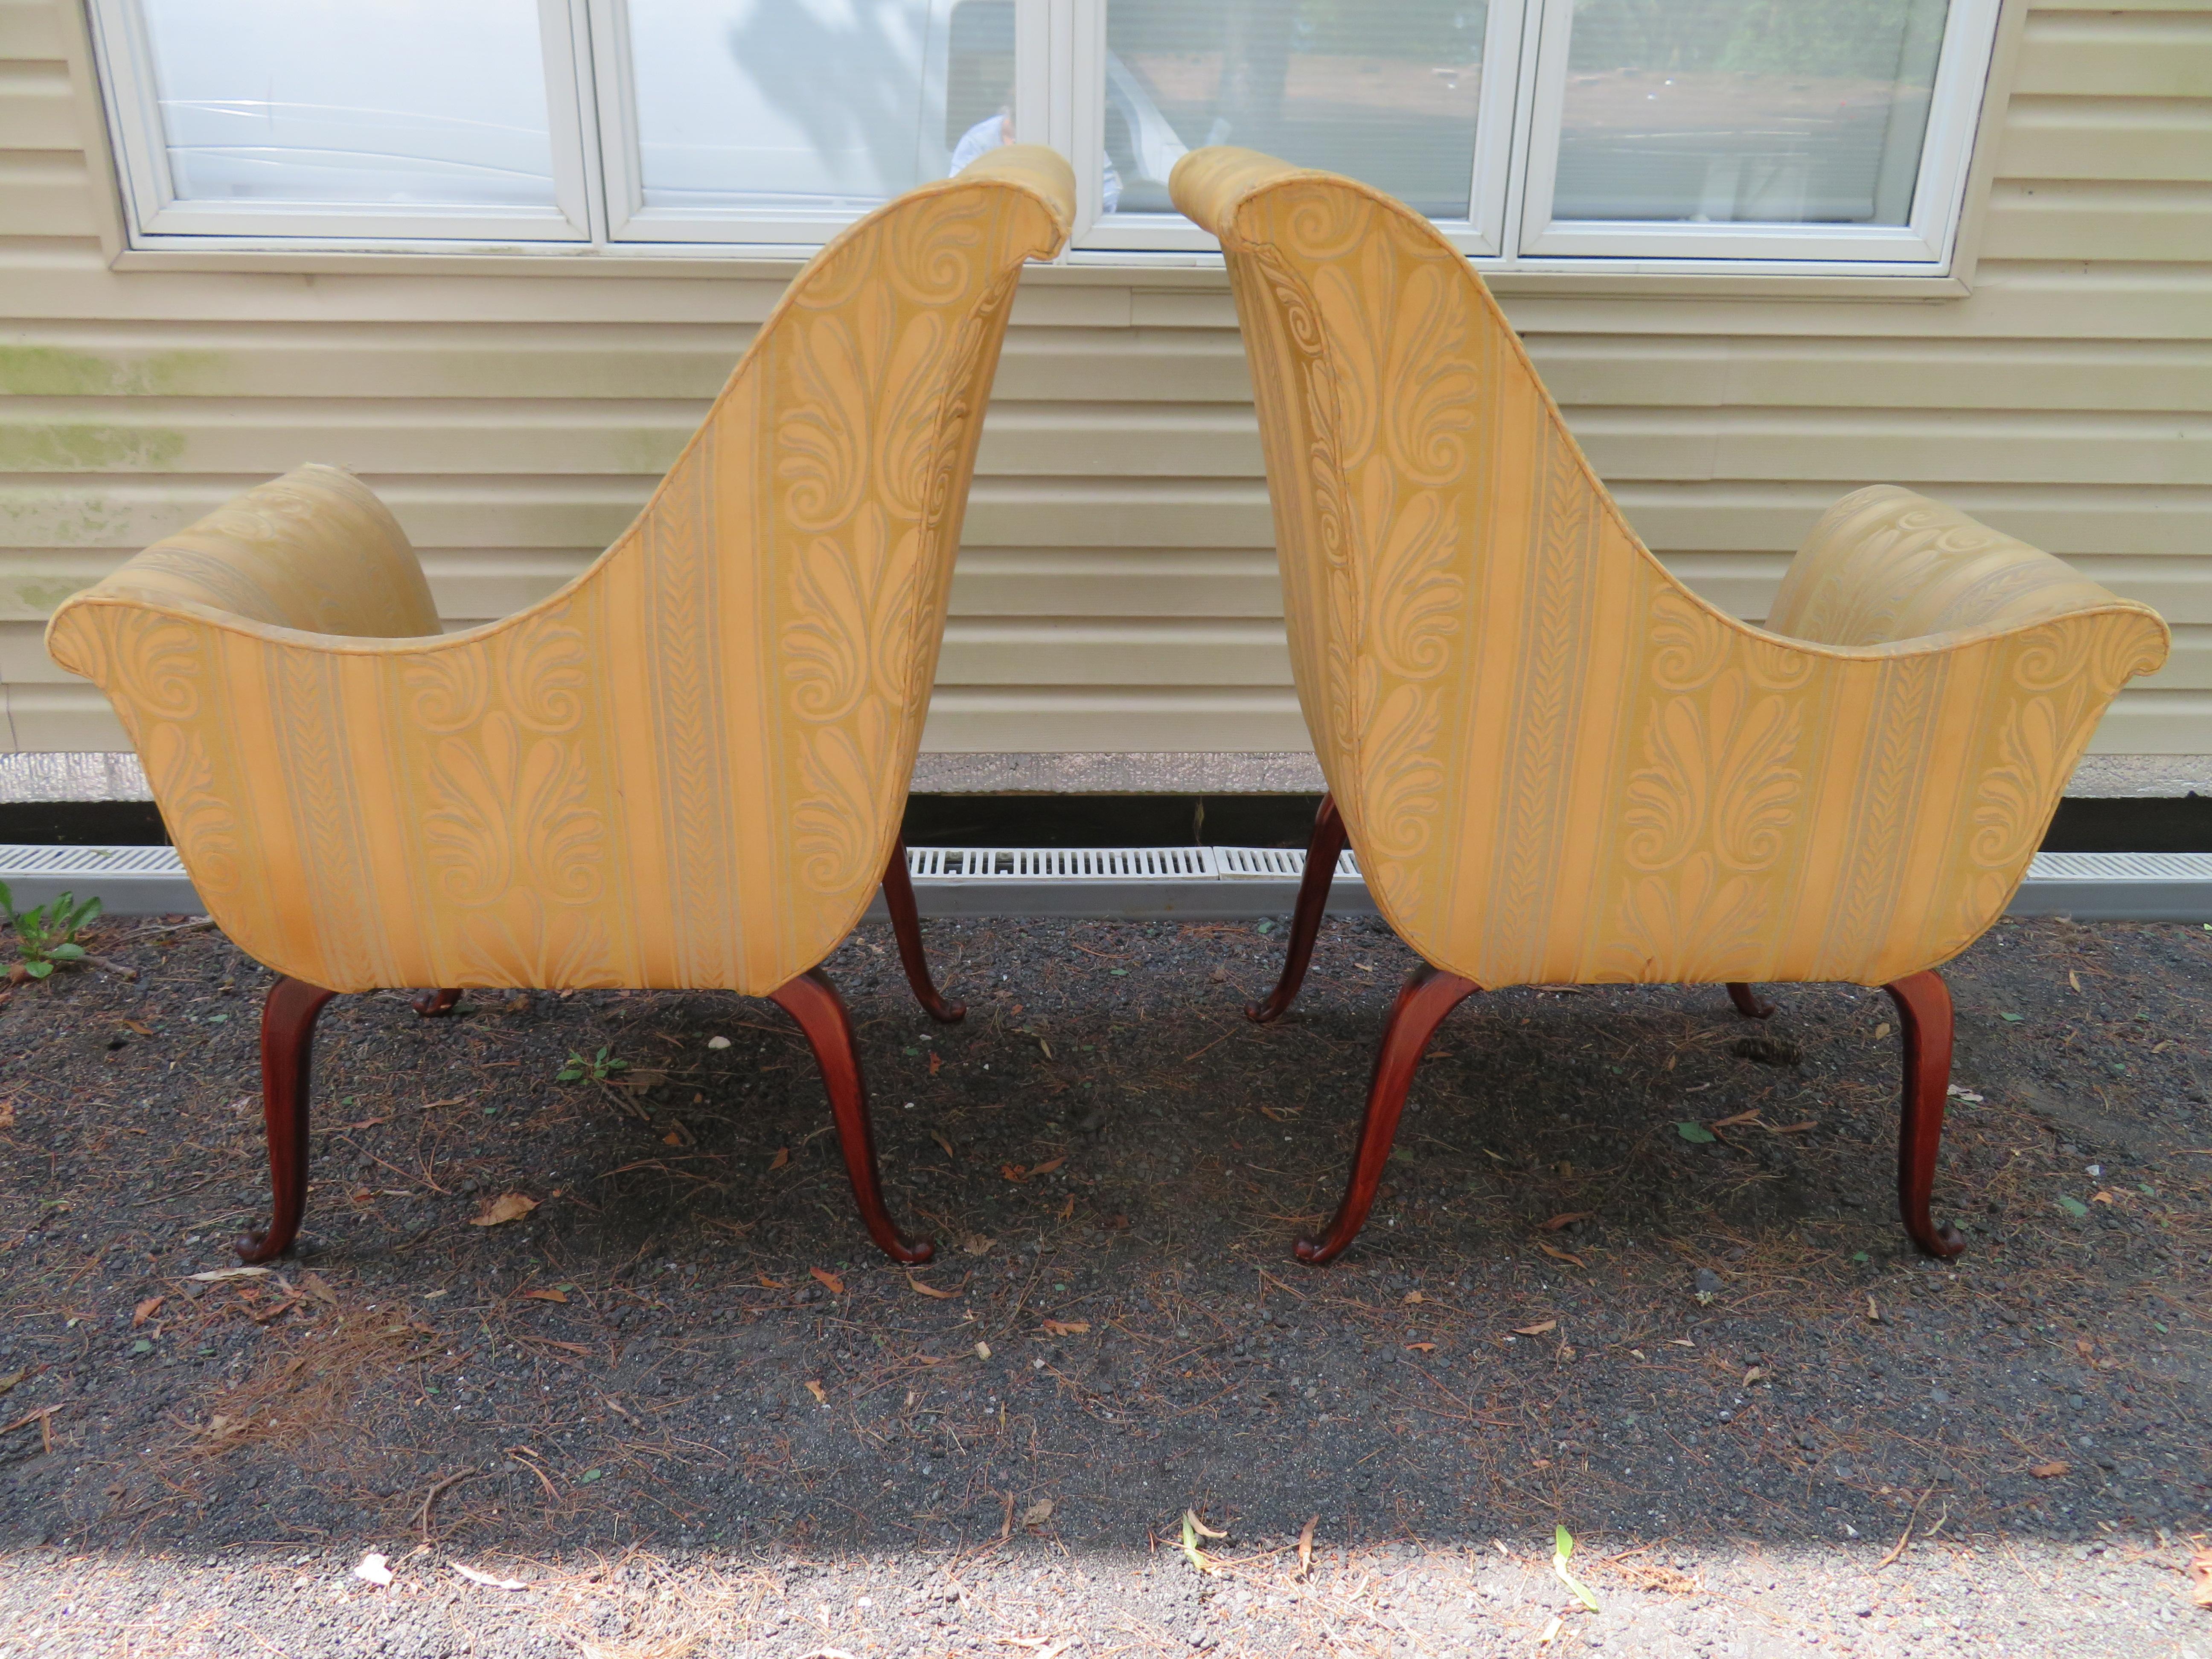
237;976;339;1264
413;988;463;1017
1726;982;1775;1020
1885;968;1966;1260
769;967;935;1264
1296;964;1479;1265
1249;792;1347;1025
881;837;964;1024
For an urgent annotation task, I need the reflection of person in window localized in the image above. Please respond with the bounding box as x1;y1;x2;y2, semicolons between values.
952;108;1120;211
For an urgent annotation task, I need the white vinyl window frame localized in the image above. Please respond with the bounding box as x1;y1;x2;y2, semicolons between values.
88;0;600;245
1508;0;2003;272
86;0;2009;274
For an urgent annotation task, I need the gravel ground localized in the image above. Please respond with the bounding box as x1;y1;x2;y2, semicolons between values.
0;911;2208;1656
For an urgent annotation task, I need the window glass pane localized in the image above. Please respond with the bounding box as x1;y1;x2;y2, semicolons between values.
1554;0;1950;226
1102;0;1490;219
629;0;1007;213
138;0;556;208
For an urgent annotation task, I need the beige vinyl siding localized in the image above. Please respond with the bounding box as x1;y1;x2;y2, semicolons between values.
2;0;2209;759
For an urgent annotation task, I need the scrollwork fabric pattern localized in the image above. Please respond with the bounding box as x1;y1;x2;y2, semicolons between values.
46;148;1077;996
1172;148;2168;990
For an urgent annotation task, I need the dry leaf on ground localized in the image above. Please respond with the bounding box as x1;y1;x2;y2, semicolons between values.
908;1276;958;1300
804;1380;827;1406
2189;1549;2212;1608
131;1297;163;1327
1538;1243;1586;1267
1030;1156;1066;1176
1297;1514;1318;1578
1514;1320;1558;1337
451;1562;527;1590
810;1267;844;1295
520;1288;567;1304
185;1266;274;1284
470;1193;538;1227
1020;1499;1054;1528
757;1274;787;1290
0;1099;15;1129
768;1147;790;1170
1538;1211;1594;1230
2028;1461;2069;1478
1402;1290;1426;1304
1041;1319;1090;1336
298;1272;338;1305
962;1235;994;1256
1406;1342;1436;1353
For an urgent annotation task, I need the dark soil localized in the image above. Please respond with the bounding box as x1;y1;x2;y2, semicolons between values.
1;914;2207;1655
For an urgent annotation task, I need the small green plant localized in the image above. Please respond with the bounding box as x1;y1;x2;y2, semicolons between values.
556;1045;629;1084
0;882;102;982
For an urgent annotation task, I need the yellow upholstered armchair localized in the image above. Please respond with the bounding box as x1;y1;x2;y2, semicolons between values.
1171;149;2169;1266
47;147;1076;1266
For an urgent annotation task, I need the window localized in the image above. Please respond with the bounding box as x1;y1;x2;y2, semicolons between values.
91;0;2005;272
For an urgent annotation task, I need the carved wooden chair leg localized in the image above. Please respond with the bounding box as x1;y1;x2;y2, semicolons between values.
1886;968;1966;1260
1726;983;1775;1019
881;837;965;1024
412;988;463;1017
1296;964;1479;1265
237;975;339;1264
769;967;935;1264
1250;792;1347;1024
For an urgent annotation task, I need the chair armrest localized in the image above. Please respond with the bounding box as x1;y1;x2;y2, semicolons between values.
1767;484;2165;657
47;464;438;672
954;143;1077;242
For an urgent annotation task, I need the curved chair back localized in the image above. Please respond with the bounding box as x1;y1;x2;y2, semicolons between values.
49;149;1075;995
1172;148;2166;988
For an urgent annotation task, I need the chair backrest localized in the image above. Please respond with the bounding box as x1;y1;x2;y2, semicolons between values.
48;149;1074;994
1173;148;2165;987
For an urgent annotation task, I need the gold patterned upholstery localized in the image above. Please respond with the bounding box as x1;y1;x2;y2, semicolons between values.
48;148;1076;998
1173;148;2168;992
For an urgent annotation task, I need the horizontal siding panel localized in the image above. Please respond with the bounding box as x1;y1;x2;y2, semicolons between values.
949;549;1282;618
0;3;70;61
0;153;95;237
1;682;128;752
9;323;2209;413
2013;11;2212;99
0;64;76;152
937;619;1289;686
1531;337;2212;413
920;686;1309;753
1997;97;2212;183
2091;688;2212;754
1979;181;2212;262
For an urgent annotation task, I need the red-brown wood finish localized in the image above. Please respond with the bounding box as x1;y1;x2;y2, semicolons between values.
1297;964;1479;1265
1726;982;1775;1020
413;988;463;1017
1249;792;1347;1024
881;836;965;1024
236;975;339;1263
769;966;935;1264
1886;968;1966;1259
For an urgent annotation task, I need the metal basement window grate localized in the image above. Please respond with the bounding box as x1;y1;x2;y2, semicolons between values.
908;846;1218;879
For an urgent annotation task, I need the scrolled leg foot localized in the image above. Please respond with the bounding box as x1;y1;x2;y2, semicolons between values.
236;976;338;1263
1296;965;1479;1265
413;988;463;1018
1726;982;1775;1020
882;838;964;1024
769;967;935;1264
1249;793;1346;1025
1886;969;1966;1260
